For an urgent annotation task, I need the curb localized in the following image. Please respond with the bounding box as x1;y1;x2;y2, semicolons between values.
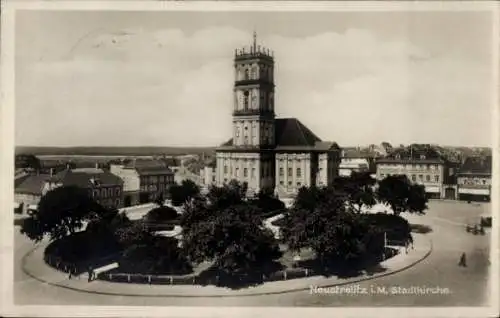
21;237;433;298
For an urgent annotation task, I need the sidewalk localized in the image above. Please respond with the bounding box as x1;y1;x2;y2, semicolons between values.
21;234;432;298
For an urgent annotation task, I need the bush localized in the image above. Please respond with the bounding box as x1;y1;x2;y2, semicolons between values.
249;194;285;216
119;236;192;275
44;231;122;265
362;213;411;243
144;206;179;223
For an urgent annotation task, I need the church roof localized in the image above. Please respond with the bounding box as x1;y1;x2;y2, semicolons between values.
218;118;339;152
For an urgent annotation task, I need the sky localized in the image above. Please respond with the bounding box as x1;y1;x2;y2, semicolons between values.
15;10;494;148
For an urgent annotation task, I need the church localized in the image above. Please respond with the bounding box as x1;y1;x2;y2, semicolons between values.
215;33;341;198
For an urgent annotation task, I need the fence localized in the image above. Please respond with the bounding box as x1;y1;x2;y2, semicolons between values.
44;249;123;276
97;267;315;285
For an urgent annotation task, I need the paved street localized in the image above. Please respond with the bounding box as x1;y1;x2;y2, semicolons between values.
14;201;490;307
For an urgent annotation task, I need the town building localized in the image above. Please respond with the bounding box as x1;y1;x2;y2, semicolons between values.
215;33;341;198
43;167;125;209
457;156;492;202
200;159;217;192
109;159;174;206
375;144;457;199
339;148;377;177
14;173;52;214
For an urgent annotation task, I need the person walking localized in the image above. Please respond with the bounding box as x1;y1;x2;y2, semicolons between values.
87;266;93;282
459;252;467;267
409;234;414;250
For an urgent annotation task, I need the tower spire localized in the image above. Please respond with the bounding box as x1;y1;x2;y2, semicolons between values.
253;30;257;52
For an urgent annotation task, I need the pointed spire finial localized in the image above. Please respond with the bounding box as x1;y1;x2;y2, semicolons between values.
253;30;257;52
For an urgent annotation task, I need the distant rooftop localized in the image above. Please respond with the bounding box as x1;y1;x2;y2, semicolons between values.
459;156;492;175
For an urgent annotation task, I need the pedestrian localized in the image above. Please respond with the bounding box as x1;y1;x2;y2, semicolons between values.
68;268;72;280
87;266;93;282
458;252;467;267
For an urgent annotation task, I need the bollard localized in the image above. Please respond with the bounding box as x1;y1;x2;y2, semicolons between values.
170;276;173;285
128;274;131;283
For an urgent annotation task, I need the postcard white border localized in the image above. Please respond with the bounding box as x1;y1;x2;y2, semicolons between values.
1;1;499;317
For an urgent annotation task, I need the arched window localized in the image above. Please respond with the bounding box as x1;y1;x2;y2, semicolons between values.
251;66;258;79
243;91;249;110
251;90;257;108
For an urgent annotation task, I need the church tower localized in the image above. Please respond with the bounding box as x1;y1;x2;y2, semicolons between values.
232;31;276;148
215;32;276;195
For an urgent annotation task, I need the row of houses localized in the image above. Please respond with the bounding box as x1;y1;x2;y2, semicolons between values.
14;159;176;215
200;144;492;202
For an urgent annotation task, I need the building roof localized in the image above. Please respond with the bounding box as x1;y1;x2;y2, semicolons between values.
342;148;378;159
376;144;448;164
50;169;124;187
206;158;216;168
458;156;492;175
218;118;339;152
15;174;51;195
123;159;174;176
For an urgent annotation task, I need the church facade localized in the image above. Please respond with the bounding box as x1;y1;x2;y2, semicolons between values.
215;34;341;198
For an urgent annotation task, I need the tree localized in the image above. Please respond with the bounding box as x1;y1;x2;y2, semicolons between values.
120;236;191;275
205;183;244;210
179;195;213;232
169;180;200;206
333;171;377;213
293;185;322;211
20;185;106;242
281;187;384;270
249;189;285;215
182;203;282;278
153;191;165;207
15;154;41;170
377;175;428;215
144;205;179;224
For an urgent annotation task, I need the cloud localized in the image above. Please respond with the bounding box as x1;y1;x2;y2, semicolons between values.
16;26;492;147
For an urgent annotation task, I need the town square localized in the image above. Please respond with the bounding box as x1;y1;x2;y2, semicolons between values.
2;2;497;316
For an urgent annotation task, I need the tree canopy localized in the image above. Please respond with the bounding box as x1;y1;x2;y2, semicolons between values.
169;180;200;206
281;186;385;270
333;171;377;213
15;154;41;170
377;175;428;215
20;185;107;242
144;205;179;224
182;203;282;276
181;183;282;279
